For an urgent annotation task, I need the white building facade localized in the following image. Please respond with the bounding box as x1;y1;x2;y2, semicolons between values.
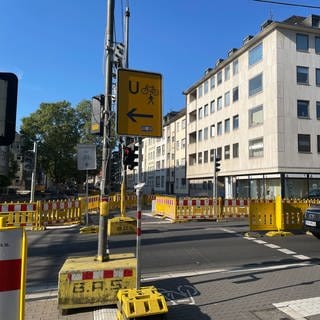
141;110;188;195
184;15;320;199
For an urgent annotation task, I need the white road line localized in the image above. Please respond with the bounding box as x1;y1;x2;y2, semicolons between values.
274;297;320;320
254;239;267;244
264;243;280;249
277;248;296;255
293;254;311;260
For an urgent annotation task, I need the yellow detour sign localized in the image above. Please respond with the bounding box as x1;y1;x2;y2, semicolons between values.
117;68;162;137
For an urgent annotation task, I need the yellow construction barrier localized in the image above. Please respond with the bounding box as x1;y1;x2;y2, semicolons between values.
0;202;38;228
222;199;249;219
154;196;177;220
108;216;137;236
249;199;276;231
117;286;168;319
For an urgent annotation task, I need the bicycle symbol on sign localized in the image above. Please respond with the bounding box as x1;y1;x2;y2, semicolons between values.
141;85;159;105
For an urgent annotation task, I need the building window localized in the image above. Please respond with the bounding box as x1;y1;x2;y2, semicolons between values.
161;176;164;188
233;143;239;158
189;154;196;166
156;161;161;170
217;147;222;159
176;140;180;150
233;115;239;130
225;65;230;80
204;127;208;140
296;33;309;52
298;134;311;152
217;122;222;135
204;150;208;163
249;73;263;96
233;59;239;75
156;176;160;187
224;145;230;159
198;129;203;142
297;66;309;84
210;124;215;137
224;91;230;107
198;85;203;98
249;137;263;158
198;152;202;164
204;81;208;94
217;96;223;110
210;149;215;162
198;107;203;119
233;86;239;102
249;105;263;127
224;118;230;133
217;71;222;85
210;100;215;113
204;104;208;117
181;138;186;148
210;76;215;89
316;68;320;86
316;37;320;54
248;43;263;66
317;102;320;119
182;119;186;129
297;100;309;118
317;135;320;153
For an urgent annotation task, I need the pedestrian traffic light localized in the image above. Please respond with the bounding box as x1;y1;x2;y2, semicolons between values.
123;143;138;170
0;72;18;146
215;156;221;173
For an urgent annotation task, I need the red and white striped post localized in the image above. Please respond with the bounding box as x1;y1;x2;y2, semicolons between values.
0;217;27;320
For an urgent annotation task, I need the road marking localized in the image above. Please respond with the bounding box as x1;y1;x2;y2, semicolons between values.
277;248;296;255
274;297;320;320
264;243;280;249
293;254;311;260
254;239;267;244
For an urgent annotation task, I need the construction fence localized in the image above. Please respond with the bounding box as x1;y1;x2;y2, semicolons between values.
154;195;318;232
0;194;156;230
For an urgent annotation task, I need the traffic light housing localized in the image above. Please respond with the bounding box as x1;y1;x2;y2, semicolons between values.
215;156;221;173
123;143;138;170
0;72;18;146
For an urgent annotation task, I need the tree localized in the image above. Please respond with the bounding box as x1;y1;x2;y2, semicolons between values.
20;101;82;186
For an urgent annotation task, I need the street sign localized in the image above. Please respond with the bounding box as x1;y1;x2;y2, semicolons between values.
117;69;162;137
77;144;97;171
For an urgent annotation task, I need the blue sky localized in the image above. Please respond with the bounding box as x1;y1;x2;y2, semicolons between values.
0;0;317;130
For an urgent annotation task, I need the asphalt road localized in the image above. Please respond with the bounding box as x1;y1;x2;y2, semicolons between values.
26;214;320;292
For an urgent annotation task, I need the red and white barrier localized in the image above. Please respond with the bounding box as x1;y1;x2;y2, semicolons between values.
0;228;25;319
67;268;134;281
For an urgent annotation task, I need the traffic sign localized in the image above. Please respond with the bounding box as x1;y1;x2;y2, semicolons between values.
117;69;162;137
77;144;97;171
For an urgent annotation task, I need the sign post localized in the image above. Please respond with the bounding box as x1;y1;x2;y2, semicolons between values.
77;144;97;226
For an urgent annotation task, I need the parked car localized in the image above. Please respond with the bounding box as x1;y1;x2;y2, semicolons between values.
304;205;320;238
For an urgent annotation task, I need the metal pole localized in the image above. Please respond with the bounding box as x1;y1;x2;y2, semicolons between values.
213;149;218;217
30;142;37;203
136;137;143;289
85;169;89;226
120;6;130;217
98;0;114;262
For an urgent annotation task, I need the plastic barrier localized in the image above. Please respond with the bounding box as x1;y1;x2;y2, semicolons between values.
0;218;27;320
222;199;249;219
282;198;311;230
176;198;218;221
117;286;168;319
39;199;81;228
0;202;37;228
154;196;177;220
249;199;276;231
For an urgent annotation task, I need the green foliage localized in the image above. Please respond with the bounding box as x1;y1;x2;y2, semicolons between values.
20;100;97;185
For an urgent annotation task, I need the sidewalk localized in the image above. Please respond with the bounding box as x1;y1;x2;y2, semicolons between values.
26;261;320;320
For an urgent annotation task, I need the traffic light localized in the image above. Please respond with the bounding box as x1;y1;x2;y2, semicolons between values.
0;72;18;146
215;156;221;173
123;143;138;170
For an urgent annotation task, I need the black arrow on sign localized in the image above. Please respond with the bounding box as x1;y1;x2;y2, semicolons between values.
127;108;154;123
